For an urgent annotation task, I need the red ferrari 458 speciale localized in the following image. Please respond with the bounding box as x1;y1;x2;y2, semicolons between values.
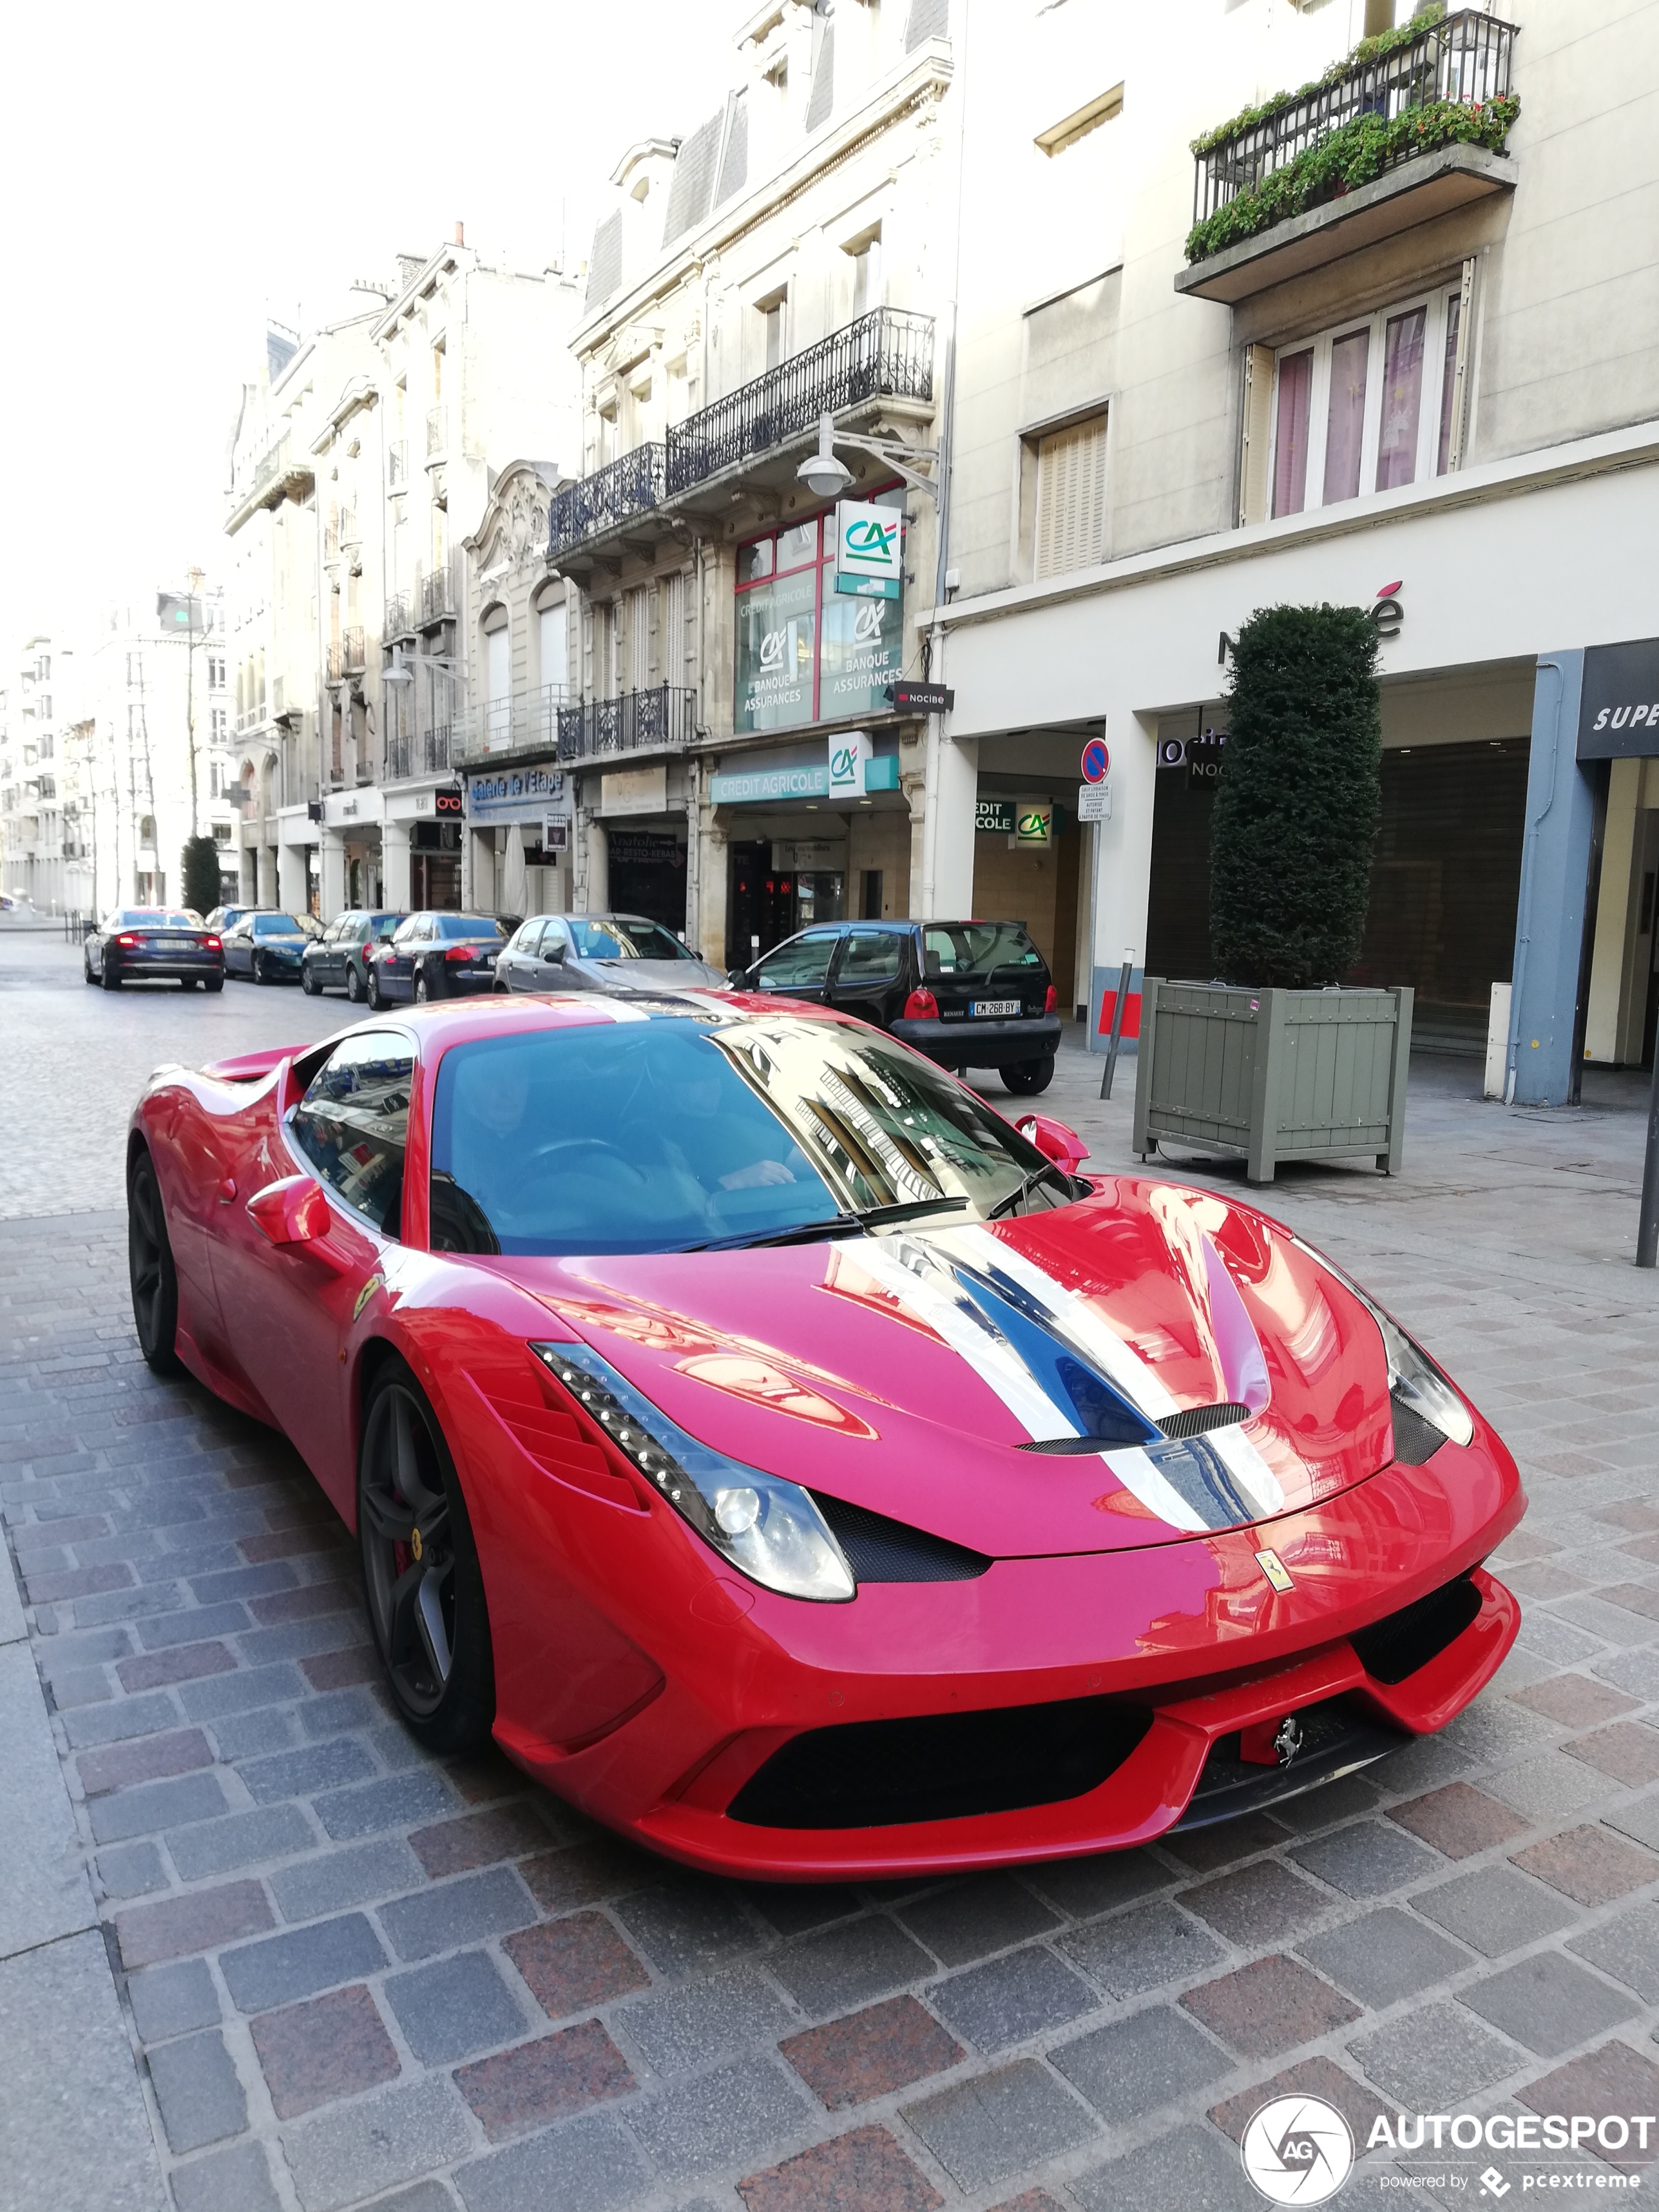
127;992;1522;1880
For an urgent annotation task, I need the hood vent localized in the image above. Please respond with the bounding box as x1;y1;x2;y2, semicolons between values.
1020;1403;1251;1454
811;1492;990;1582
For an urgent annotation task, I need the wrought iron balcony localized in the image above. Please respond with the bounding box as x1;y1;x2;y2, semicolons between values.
419;569;455;626
340;505;360;547
424;726;453;775
384;592;415;641
451;684;568;765
1188;10;1517;257
547;445;667;558
342;626;366;674
387;732;413;782
326;642;344;682
427;408;447;458
556;685;697;763
667;308;934;495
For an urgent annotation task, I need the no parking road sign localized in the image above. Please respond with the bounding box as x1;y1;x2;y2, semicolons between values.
1080;739;1110;784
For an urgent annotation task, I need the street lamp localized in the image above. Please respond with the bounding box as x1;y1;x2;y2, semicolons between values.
797;412;940;504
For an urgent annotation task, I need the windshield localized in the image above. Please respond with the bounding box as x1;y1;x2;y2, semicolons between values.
438;914;504;940
370;915;402;938
570;916;694;961
254;914;305;937
428;1013;1070;1257
922;923;1044;979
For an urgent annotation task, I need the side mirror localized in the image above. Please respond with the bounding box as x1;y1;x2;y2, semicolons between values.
728;967;751;989
246;1176;347;1265
544;938;566;963
1015;1113;1091;1173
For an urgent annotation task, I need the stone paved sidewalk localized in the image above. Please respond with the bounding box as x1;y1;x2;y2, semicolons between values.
6;1055;1659;2210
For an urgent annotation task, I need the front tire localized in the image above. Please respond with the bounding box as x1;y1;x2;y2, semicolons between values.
301;964;319;997
415;971;430;1004
1002;1055;1055;1097
358;1362;494;1752
83;955;95;984
253;952;268;986
127;1149;180;1375
366;969;384;1010
346;963;364;1004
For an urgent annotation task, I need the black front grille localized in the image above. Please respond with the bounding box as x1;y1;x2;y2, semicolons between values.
1158;1402;1251;1439
1351;1571;1483;1684
813;1494;990;1583
1176;1697;1407;1829
728;1697;1152;1829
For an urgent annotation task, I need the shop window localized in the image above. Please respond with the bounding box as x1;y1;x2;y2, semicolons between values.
1034;414;1107;580
733;489;906;733
1257;285;1467;522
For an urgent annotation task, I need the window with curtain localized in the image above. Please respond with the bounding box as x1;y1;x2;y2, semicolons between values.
662;571;686;686
1268;288;1464;520
1034;413;1108;580
628;586;651;692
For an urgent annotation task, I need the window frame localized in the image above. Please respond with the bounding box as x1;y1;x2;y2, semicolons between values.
1267;287;1458;520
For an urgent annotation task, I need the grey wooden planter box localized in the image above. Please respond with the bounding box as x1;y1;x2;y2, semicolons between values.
1131;979;1413;1185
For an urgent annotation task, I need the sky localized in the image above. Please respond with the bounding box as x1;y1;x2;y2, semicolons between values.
1;0;735;656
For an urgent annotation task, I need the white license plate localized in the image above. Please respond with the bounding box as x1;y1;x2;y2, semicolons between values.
971;999;1020;1018
157;938;192;951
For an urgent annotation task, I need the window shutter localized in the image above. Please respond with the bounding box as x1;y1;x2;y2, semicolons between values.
1238;344;1274;527
1035;414;1107;580
663;571;686;686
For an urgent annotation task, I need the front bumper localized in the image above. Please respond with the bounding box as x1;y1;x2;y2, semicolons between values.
469;1392;1523;1879
894;1012;1063;1068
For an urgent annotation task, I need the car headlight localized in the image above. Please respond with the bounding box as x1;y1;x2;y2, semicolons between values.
1291;1238;1474;1463
530;1343;855;1601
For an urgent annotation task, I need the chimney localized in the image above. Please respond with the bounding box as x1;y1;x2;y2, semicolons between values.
455;221;465;247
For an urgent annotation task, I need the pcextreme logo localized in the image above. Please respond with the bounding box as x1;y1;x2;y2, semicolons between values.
1241;2095;1657;2202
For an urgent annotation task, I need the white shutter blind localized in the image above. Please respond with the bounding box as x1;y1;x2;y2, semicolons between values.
628;586;650;692
1034;413;1108;579
538;601;567;695
663;571;686;685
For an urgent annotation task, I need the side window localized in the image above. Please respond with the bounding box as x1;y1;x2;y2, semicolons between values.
541;921;568;955
837;930;903;985
923;929;956;977
290;1031;413;1237
755;932;838;990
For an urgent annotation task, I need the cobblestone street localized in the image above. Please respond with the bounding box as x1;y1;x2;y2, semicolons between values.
7;932;1659;2209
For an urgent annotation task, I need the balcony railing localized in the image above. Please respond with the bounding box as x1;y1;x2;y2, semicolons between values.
1191;9;1518;238
427;408;447;458
340;505;359;547
387;440;408;489
546;310;934;562
548;445;667;558
668;308;934;495
385;592;415;640
231;433;290;513
419;569;455;626
343;627;365;674
556;685;697;763
324;520;340;562
327;641;344;681
451;685;570;765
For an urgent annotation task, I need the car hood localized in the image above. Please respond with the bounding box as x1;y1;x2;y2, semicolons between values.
498;1176;1398;1557
577;957;727;990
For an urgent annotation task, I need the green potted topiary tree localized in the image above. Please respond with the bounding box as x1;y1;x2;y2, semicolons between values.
181;834;224;921
1133;603;1413;1183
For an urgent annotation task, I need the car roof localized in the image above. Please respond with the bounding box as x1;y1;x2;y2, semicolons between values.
317;989;843;1055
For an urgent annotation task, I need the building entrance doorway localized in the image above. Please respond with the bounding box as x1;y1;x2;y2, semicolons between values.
728;840;845;963
606;829;686;933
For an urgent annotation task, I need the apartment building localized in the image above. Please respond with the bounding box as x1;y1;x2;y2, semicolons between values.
225;238;583;918
922;0;1659;1103
0;637;78;910
537;0;956;963
86;588;234;914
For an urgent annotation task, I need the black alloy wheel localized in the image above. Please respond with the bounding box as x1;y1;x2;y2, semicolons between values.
127;1149;181;1375
1002;1055;1056;1097
301;963;319;996
415;970;431;1003
366;967;385;1010
253;952;269;986
357;1365;494;1750
346;962;364;1004
101;957;121;990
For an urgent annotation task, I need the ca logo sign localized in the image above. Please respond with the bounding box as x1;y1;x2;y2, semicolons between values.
854;601;884;643
831;746;856;781
844;517;897;560
758;629;786;670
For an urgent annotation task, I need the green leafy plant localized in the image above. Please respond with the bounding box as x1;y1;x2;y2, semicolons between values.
181;835;224;918
1187;93;1517;263
1191;4;1449;157
1210;605;1382;990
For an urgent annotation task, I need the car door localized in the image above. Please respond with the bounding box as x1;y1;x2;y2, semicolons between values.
210;1029;414;1511
749;927;843;1004
323;916;351;988
826;927;910;1033
379;916;423;1000
223;918;251;976
501;920;544;991
532;919;576;989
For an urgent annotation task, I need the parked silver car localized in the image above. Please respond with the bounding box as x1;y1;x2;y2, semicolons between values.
493;912;728;996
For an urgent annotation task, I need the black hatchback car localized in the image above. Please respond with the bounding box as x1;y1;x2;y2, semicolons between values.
730;918;1061;1093
368;912;507;1005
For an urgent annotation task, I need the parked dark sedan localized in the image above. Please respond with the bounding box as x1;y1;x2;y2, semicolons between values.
83;909;225;991
367;912;507;1005
730;918;1062;1093
222;911;310;985
301;910;406;1002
